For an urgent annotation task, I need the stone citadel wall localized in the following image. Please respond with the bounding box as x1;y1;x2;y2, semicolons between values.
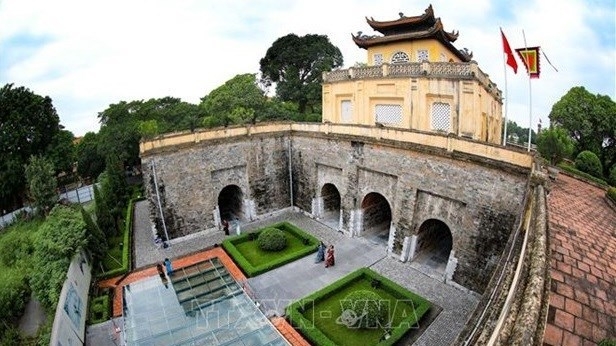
141;127;529;293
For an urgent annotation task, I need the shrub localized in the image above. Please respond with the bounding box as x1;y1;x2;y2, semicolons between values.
607;187;616;203
340;290;388;329
575;151;603;178
609;164;616;186
0;268;31;321
257;227;287;251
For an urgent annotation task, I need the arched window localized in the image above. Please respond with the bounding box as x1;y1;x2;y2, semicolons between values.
391;51;410;64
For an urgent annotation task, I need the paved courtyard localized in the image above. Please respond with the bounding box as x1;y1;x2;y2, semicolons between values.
130;204;479;345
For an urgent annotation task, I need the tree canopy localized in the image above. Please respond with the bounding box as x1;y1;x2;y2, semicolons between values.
0;84;61;211
200;73;267;126
549;86;616;175
536;126;574;165
259;33;343;114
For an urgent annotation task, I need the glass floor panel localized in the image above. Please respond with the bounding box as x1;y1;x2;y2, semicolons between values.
123;258;288;346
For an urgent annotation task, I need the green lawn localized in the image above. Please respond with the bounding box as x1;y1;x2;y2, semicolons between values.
222;222;319;277
102;235;124;271
287;268;431;346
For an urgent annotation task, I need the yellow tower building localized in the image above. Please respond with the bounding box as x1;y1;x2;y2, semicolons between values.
322;5;503;144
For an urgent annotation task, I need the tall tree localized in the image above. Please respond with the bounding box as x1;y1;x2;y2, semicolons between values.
45;128;76;175
0;84;60;210
536;126;574;165
549;86;616;175
76;132;105;182
200;73;267;126
260;34;343;113
24;155;58;215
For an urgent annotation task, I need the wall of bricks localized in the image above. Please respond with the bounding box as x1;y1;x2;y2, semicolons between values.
142;132;527;293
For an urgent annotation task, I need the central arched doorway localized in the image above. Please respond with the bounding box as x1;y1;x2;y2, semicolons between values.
218;185;243;222
414;219;453;273
320;183;341;230
360;192;391;245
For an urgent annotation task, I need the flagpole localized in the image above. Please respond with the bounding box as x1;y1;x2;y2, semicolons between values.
502;34;509;146
522;30;532;152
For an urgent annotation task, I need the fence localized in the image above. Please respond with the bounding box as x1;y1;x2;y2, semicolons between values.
0;184;98;229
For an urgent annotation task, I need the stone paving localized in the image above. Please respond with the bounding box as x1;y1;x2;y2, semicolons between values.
130;205;479;345
542;174;616;345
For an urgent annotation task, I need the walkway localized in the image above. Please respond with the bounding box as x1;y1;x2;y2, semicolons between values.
543;174;616;345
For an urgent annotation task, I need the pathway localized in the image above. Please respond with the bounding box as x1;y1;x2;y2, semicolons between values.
542;174;616;345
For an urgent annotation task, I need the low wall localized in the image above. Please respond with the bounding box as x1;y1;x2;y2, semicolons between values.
50;251;92;346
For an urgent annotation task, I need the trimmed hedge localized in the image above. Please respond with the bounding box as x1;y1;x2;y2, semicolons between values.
222;222;319;277
88;294;110;324
340;290;388;329
557;163;609;187
97;197;145;279
286;268;431;346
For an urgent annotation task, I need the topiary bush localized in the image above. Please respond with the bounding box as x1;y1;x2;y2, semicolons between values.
257;227;287;251
575;150;603;178
340;289;388;329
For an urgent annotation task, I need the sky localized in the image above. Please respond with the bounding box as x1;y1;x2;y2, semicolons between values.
1;0;614;137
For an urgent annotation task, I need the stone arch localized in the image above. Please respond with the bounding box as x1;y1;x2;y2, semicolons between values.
320;183;341;229
414;218;453;272
360;192;392;244
218;185;244;222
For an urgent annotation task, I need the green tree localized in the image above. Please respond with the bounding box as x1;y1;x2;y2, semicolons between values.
97;101;142;167
0;84;60;211
24;155;58;215
200;73;267;126
536;126;574;165
76;132;105;182
80;206;107;265
504;120;537;145
102;155;129;224
93;182;115;237
29;205;87;311
259;34;343;113
550;86;616;176
45;128;75;175
138;119;160;139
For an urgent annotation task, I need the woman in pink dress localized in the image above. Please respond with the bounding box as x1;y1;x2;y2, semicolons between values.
325;245;335;268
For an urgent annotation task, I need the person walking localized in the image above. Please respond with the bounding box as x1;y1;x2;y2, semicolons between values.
164;258;174;275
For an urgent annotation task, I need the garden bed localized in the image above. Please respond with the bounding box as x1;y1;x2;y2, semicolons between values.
286;268;431;346
222;221;319;277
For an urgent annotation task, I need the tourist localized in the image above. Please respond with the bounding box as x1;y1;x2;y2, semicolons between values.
156;262;165;278
164;258;174;275
315;241;326;263
222;219;230;235
325;245;335;268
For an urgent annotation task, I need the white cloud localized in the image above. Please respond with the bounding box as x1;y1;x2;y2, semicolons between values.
1;0;613;136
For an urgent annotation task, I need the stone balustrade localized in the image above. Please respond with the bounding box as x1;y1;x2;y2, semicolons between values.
323;61;501;99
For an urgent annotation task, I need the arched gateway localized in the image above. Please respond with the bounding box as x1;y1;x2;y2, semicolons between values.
413;219;453;273
218;185;243;222
360;192;392;245
320;183;341;229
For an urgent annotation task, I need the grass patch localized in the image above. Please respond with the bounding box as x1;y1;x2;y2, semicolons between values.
287;268;431;346
222;222;319;277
